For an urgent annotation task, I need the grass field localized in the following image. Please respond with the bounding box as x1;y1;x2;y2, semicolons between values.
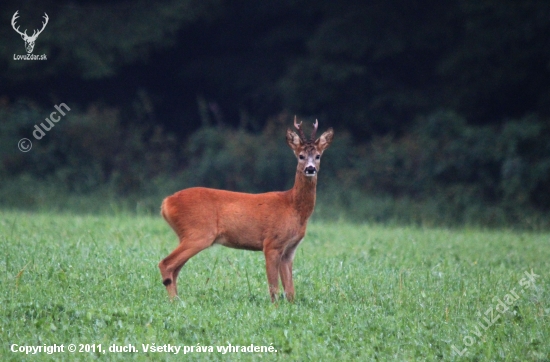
1;210;548;361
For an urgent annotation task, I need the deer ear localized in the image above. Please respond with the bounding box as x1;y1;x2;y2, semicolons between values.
286;129;302;150
316;128;334;151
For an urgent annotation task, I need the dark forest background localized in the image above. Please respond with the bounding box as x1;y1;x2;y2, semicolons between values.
1;0;550;228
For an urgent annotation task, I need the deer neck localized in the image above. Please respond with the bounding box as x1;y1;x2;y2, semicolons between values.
290;171;317;223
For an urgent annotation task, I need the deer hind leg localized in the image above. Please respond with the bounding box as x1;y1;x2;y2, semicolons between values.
159;238;211;300
279;245;298;302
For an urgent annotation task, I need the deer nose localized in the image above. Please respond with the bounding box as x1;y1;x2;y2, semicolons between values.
304;166;317;176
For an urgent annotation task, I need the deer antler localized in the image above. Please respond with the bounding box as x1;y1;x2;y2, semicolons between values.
311;119;318;140
31;13;49;39
11;11;27;37
11;11;48;40
294;115;306;141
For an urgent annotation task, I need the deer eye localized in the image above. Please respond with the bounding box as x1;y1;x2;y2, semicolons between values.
316;155;321;160
299;155;305;160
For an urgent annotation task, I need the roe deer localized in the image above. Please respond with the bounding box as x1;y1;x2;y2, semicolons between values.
159;118;334;302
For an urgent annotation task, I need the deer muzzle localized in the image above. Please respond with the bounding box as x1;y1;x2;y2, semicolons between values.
304;165;317;176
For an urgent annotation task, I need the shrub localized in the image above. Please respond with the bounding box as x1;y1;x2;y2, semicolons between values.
1;102;549;228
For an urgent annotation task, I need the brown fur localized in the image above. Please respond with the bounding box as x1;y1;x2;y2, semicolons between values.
158;123;334;302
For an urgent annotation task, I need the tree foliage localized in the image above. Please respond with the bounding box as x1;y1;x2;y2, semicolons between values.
1;0;550;223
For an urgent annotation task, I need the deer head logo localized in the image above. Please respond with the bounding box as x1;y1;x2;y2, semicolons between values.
11;11;49;54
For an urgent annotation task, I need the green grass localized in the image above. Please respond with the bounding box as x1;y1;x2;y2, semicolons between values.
0;210;548;361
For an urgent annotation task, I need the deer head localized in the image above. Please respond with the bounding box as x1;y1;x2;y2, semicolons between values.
11;11;49;54
286;116;334;177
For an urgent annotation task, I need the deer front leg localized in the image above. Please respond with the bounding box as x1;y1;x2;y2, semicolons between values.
279;245;297;302
263;246;283;302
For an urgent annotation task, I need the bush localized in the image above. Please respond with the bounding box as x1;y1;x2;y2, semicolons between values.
1;100;180;195
1;102;549;228
359;110;550;212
